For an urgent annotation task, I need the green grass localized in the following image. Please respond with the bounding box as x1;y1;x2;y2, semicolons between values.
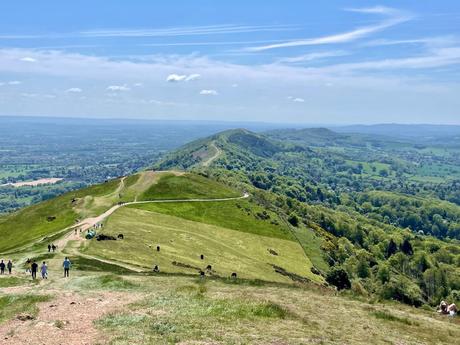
0;294;50;323
371;310;419;326
0;276;29;288
0;178;121;253
130;199;294;241
97;282;290;344
65;274;138;291
71;256;136;274
85;207;319;284
138;173;240;201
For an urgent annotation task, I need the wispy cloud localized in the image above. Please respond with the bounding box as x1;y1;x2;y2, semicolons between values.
166;73;201;82
287;96;305;102
8;80;21;85
322;47;460;72
245;6;411;52
107;85;130;91
166;74;187;82
277;51;349;64
20;57;37;62
80;24;296;38
200;89;218;95
65;87;82;93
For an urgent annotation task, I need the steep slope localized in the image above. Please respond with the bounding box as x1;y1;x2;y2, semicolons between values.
155;129;288;170
0;171;238;253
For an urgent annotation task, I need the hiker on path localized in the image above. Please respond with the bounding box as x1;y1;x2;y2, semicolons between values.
7;260;12;274
0;260;5;274
63;257;71;277
31;261;38;280
41;261;48;279
52;244;56;252
48;244;51;252
25;258;31;273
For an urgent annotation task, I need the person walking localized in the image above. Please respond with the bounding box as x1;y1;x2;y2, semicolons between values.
25;258;31;273
48;244;51;252
52;244;56;252
41;261;48;279
7;260;12;274
0;260;5;275
31;261;38;280
63;257;71;277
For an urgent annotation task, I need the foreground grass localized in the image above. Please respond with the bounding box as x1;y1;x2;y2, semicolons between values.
0;276;30;288
94;276;460;345
0;294;50;323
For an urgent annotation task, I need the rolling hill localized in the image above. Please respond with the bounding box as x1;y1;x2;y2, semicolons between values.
0;129;459;344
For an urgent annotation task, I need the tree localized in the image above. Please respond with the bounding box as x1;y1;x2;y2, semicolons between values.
377;264;390;284
287;213;299;227
386;239;398;258
326;267;351;290
356;257;371;278
400;239;413;256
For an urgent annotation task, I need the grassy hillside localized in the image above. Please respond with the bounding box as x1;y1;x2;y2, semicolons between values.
0;179;121;253
0;171;241;254
138;173;240;200
84;206;321;284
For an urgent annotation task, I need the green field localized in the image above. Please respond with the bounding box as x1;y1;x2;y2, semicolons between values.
84;207;321;284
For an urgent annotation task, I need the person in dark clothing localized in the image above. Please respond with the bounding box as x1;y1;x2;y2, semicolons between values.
48;244;51;252
52;244;56;252
7;260;12;274
0;260;5;274
31;261;38;279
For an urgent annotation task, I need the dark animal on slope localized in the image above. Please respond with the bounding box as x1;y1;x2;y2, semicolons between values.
47;216;56;222
117;234;124;239
96;234;116;241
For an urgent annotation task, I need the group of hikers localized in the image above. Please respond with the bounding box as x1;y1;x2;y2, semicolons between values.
47;243;57;252
23;256;72;280
0;259;13;274
0;249;72;280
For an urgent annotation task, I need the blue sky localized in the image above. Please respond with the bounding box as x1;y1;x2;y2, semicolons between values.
0;1;459;124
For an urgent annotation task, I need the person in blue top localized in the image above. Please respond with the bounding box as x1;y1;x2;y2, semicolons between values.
63;257;71;277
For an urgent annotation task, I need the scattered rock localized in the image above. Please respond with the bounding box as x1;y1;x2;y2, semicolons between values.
16;314;35;321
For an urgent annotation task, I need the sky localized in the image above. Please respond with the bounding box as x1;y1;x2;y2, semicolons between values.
0;0;459;124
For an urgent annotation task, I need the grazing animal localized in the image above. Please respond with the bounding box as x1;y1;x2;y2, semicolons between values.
206;265;212;270
200;254;204;260
117;234;124;240
46;216;56;222
267;248;278;256
96;234;116;241
199;270;205;278
231;272;237;278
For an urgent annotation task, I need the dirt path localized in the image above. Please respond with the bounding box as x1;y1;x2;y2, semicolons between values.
202;141;222;167
57;192;250;251
0;290;140;345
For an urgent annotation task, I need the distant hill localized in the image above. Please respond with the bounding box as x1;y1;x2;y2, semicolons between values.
154;128;292;170
334;123;460;141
